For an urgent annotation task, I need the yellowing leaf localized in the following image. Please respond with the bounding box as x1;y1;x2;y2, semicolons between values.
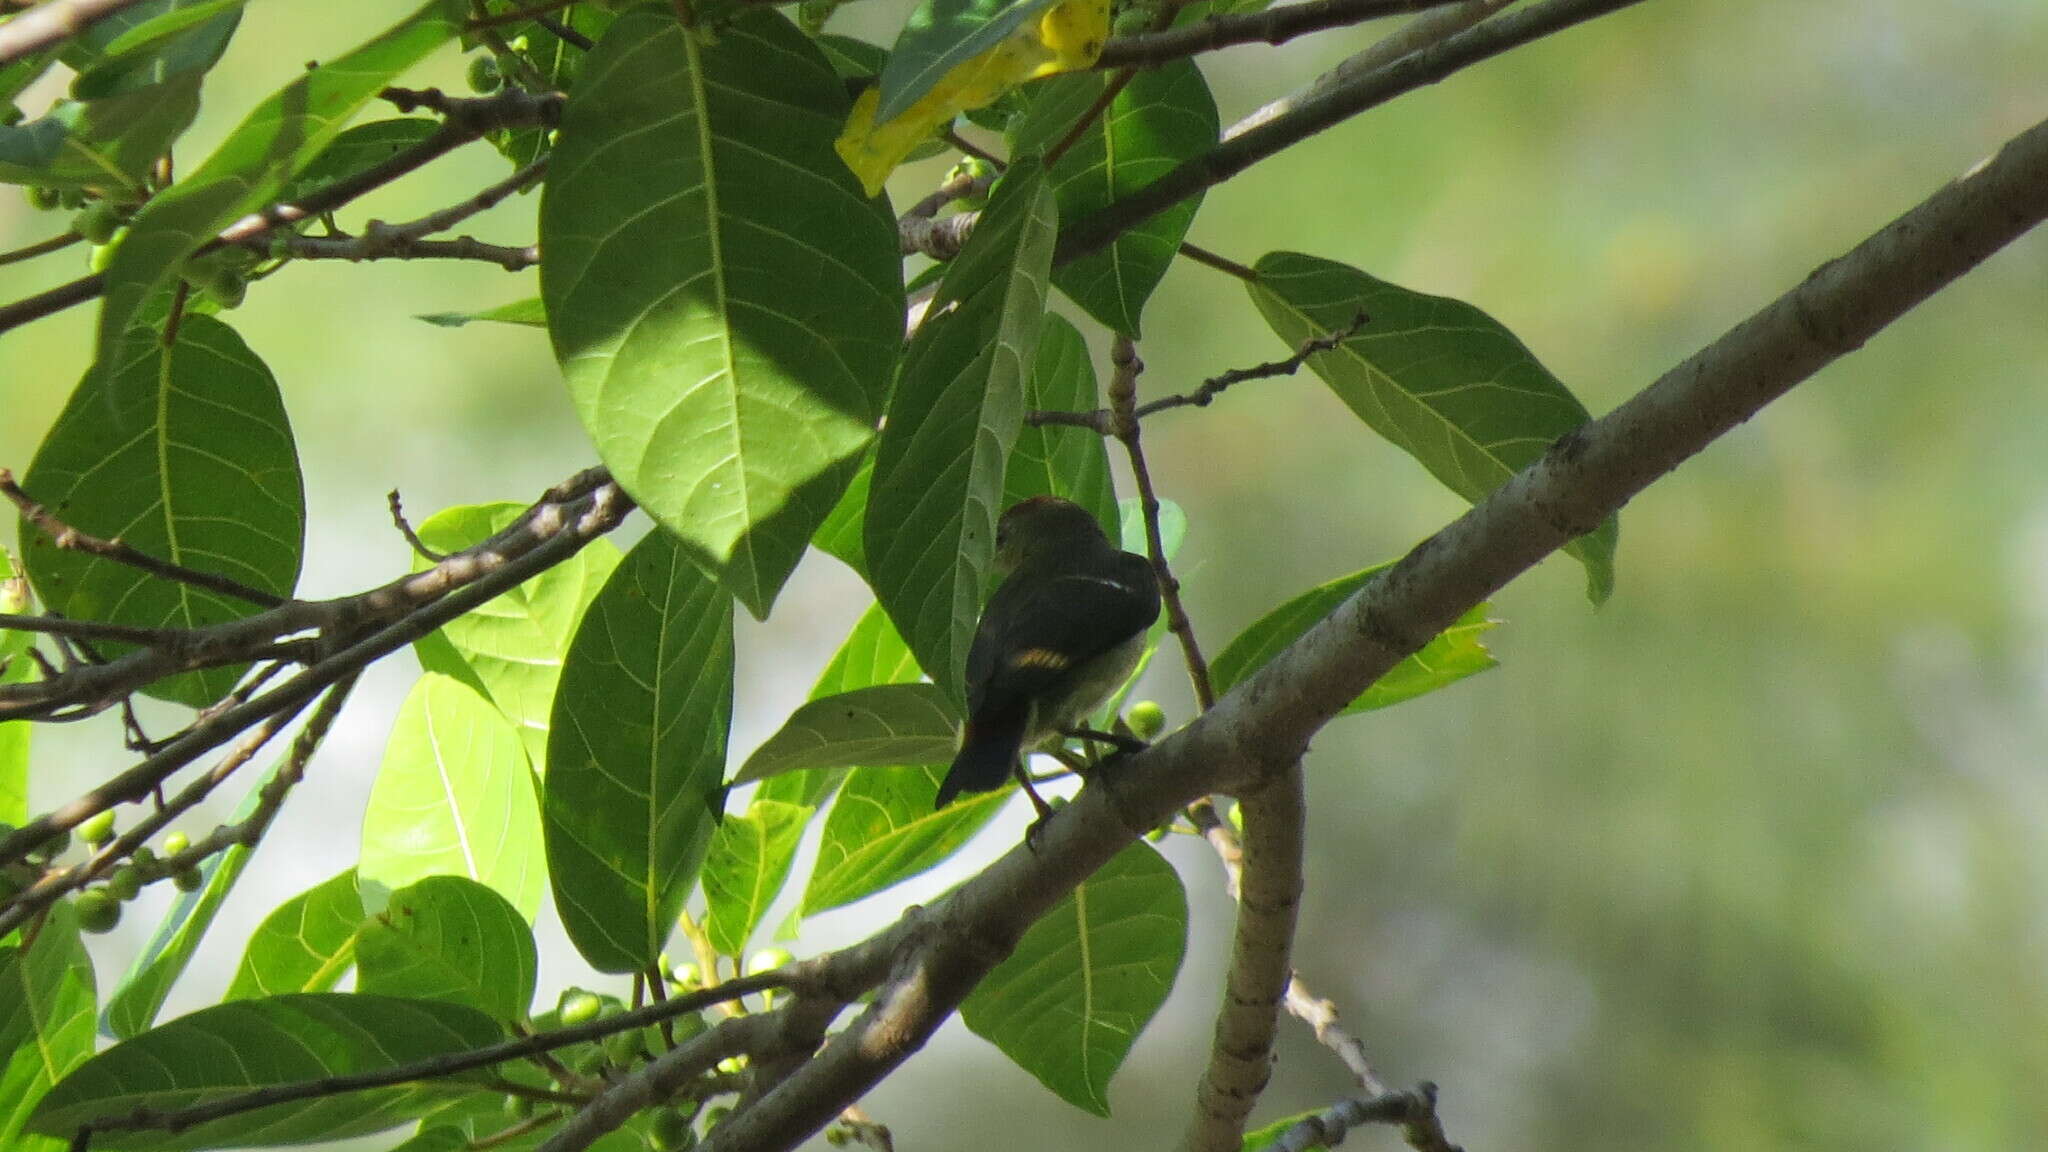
836;0;1108;196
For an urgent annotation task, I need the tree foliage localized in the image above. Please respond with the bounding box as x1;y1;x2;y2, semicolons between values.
0;1;2043;1151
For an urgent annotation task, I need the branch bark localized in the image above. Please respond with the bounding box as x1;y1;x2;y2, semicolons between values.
692;109;2048;1152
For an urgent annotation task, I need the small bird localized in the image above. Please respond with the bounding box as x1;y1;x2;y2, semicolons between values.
935;496;1161;816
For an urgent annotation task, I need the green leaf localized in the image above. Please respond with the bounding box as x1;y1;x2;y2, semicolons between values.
1248;252;1619;602
541;6;903;617
27;994;503;1150
356;876;537;1022
808;602;924;698
545;529;733;973
1211;565;1498;714
1;904;95;1152
866;162;1058;705
59;0;240;86
874;0;1063;124
486;3;615;169
1011;61;1217;336
93;0;460;364
415;296;547;329
961;839;1186;1115
804;765;1006;913
280;117;439;202
69;0;241;99
409;502;622;768
225;870;365;1000
1241;1109;1327;1152
734;684;959;786
102;759;282;1037
722;604;923;942
701;800;811;957
20;313;304;707
817;33;886;80
811;452;872;578
0;73;202;192
1004;312;1118;532
360;673;546;920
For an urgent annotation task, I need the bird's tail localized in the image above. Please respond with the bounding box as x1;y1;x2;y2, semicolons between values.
935;705;1029;810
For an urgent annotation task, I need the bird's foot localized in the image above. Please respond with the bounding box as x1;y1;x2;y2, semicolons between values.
1063;726;1149;757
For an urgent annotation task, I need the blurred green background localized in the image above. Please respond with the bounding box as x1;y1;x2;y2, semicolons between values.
4;1;2047;1149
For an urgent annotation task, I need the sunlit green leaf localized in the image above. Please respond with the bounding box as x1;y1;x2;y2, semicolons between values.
225;870;364;1000
1004;313;1118;533
1;904;95;1152
356;876;537;1022
734;684;959;786
103;759;284;1037
541;6;902;617
867;162;1057;706
21;313;303;707
962;839;1186;1115
1011;61;1217;336
701;800;811;957
1212;563;1498;714
28;994;502;1150
804;765;1006;914
1247;252;1618;602
409;502;621;768
545;530;733;973
360;673;546;920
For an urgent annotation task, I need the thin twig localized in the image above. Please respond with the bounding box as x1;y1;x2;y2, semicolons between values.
264;232;539;269
1041;71;1133;168
4;691;316;924
0;615;189;646
0;88;560;336
82;973;799;1136
1232;0;1517;137
1107;337;1215;708
0;231;83;267
1176;241;1260;280
0;473;634;890
2;469;286;609
1139;310;1366;417
534;13;595;50
387;491;446;562
1027;311;1368;431
1264;1085;1460;1152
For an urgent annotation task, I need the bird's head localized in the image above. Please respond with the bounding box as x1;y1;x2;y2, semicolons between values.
993;496;1113;574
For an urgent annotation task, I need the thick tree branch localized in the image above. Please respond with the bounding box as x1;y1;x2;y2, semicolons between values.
1094;0;1469;69
1183;769;1307;1152
1231;0;1516;137
1057;0;1645;266
0;470;633;893
693;108;2048;1152
4;469;287;608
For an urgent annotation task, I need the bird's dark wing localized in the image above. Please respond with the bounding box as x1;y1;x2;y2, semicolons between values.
964;552;1159;715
